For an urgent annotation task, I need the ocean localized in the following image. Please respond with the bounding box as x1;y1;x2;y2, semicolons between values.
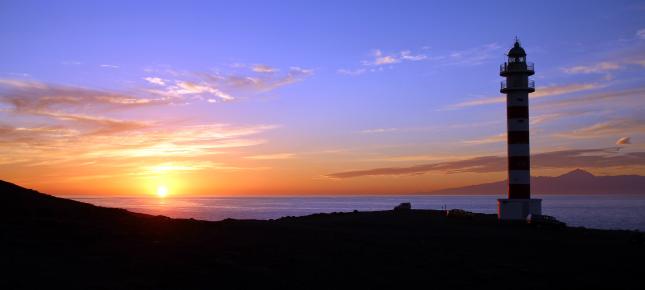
68;195;645;231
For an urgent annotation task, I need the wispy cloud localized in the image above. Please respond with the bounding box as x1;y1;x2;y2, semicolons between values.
140;64;313;103
442;43;501;66
530;110;605;126
0;79;170;114
144;77;166;86
225;66;314;92
0;120;276;169
616;137;631;145
0;78;278;173
5;72;31;78
83;124;275;159
360;128;399;134
362;49;399;66
145;78;236;102
462;133;506;145
36;112;150;136
0;124;79;146
534;86;645;110
244;153;295;160
326;148;644;178
561;48;645;77
99;64;120;69
337;68;367;76
637;28;645;39
563;62;621;74
252;64;277;73
142;161;237;174
555;119;645;139
148;66;314;101
447;82;603;109
532;83;604;98
363;49;427;66
337;48;427;74
400;50;428;61
175;81;235;101
340;43;499;76
366;154;464;163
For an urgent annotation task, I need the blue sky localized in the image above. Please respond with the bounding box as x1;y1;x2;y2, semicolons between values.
1;0;644;195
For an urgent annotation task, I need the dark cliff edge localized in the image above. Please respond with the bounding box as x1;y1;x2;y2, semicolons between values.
1;180;643;289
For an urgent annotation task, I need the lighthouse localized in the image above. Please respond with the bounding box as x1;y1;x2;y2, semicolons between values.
498;40;542;220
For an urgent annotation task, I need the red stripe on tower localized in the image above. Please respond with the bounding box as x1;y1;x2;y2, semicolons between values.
500;40;534;200
497;39;542;220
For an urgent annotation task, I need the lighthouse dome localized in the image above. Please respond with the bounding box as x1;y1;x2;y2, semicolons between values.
508;41;526;56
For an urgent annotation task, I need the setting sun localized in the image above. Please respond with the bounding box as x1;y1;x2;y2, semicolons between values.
156;186;169;198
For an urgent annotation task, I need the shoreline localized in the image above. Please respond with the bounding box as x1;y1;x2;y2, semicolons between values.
61;194;645;231
2;180;644;289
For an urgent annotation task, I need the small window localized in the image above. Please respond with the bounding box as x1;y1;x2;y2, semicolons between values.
518;119;524;123
516;98;523;101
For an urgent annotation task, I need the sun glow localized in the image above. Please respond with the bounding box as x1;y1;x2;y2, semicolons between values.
156;185;169;198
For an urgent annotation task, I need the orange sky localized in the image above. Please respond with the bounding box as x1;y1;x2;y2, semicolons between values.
2;2;645;197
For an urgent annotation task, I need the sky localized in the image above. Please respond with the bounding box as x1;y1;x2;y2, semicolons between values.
1;0;645;196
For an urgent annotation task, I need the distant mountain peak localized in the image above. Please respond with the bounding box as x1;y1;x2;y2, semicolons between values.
429;169;645;195
559;169;595;178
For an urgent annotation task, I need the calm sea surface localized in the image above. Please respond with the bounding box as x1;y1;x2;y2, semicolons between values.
68;195;645;231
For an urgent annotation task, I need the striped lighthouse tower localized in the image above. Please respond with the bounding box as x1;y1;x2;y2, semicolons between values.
497;40;542;220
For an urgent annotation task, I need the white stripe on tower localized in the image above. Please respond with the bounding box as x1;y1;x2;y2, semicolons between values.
501;41;535;200
507;94;530;199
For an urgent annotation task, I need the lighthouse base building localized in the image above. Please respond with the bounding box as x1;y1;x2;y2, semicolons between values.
497;40;542;220
498;198;541;220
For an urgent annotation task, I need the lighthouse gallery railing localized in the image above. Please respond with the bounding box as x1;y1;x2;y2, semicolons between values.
501;80;535;90
500;62;534;74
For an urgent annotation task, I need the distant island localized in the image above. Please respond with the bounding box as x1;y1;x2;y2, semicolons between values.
429;169;645;195
1;179;644;289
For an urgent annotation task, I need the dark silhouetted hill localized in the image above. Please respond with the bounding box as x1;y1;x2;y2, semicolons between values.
0;179;142;220
429;169;645;195
1;180;643;289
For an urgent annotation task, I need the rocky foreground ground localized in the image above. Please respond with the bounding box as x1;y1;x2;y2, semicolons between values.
1;180;643;289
